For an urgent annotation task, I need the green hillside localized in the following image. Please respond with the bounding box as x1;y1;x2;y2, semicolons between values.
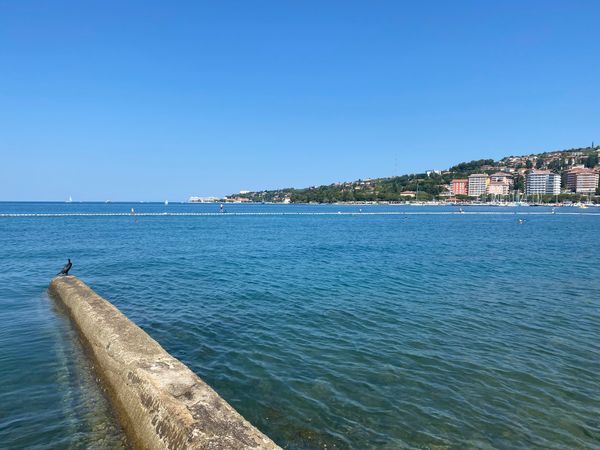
229;146;599;203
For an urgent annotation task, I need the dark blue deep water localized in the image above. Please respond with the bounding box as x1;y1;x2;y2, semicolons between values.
1;202;599;449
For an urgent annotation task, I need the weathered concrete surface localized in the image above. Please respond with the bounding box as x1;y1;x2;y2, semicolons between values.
49;276;281;450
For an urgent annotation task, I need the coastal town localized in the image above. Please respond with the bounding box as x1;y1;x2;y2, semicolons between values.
448;166;597;199
190;146;600;206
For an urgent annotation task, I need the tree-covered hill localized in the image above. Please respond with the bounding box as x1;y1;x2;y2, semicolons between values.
228;145;599;203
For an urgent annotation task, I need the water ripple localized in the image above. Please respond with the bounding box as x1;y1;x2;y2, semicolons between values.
1;204;599;449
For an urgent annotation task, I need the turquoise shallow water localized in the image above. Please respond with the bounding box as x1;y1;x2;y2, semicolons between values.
1;202;599;449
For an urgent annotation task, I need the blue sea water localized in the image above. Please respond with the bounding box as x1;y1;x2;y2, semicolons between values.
1;202;599;449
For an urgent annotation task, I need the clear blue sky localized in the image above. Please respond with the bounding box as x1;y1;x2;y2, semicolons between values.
1;0;598;201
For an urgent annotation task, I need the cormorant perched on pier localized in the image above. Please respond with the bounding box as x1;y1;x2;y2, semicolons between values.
58;259;72;276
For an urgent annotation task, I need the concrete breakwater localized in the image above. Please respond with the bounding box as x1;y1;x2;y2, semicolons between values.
49;276;281;450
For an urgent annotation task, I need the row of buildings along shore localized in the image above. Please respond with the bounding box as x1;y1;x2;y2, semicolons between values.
189;148;600;203
451;166;599;197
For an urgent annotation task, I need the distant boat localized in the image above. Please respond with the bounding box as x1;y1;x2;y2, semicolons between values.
164;200;169;206
66;195;73;203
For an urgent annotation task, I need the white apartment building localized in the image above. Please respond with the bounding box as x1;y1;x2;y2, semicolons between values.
525;170;561;195
467;174;490;197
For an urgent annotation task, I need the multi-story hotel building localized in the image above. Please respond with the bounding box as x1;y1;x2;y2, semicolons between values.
488;172;513;196
488;180;510;195
525;170;561;195
467;174;490;197
450;179;468;195
564;168;599;193
490;172;514;187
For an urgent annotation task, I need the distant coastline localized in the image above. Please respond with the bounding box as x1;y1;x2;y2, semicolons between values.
212;145;600;205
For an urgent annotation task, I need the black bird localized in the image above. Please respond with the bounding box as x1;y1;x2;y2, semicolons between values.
58;259;72;276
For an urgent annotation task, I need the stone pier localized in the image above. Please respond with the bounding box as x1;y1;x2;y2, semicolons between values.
49;276;281;450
